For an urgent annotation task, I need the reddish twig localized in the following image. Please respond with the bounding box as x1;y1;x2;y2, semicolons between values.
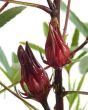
63;0;71;37
53;0;61;23
47;0;54;10
0;2;9;13
7;0;52;14
44;65;51;70
70;37;88;56
63;90;88;96
53;0;60;11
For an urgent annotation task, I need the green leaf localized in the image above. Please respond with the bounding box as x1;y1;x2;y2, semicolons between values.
0;48;20;83
23;82;30;93
0;6;26;27
72;79;76;91
75;96;80;110
84;23;88;29
29;43;45;53
61;1;88;36
10;63;21;83
0;47;12;77
65;51;87;73
20;42;45;54
65;63;73;73
70;28;79;51
68;74;71;90
11;52;21;83
0;65;11;81
43;22;49;37
67;73;86;109
12;52;18;63
67;79;76;103
79;56;88;74
0;62;20;83
76;51;87;60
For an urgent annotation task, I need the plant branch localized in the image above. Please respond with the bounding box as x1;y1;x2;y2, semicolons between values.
54;0;60;11
54;68;64;110
70;37;88;56
0;81;39;110
63;0;71;37
0;82;19;94
7;0;52;14
63;90;88;96
41;100;50;110
47;0;54;10
0;2;9;13
53;0;61;22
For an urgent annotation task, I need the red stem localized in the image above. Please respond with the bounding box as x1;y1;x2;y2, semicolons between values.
5;0;52;14
36;4;52;14
41;100;50;110
53;0;61;23
63;0;71;37
0;2;9;13
53;1;63;110
54;0;60;11
70;37;88;56
47;0;54;10
54;68;64;110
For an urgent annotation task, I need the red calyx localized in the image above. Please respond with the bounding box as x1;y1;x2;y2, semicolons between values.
45;18;70;69
17;42;50;102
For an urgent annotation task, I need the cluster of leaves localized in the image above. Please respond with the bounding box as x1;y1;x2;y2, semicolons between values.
0;1;88;110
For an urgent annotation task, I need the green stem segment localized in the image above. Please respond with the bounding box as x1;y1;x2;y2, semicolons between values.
0;81;38;110
54;68;64;110
0;82;18;94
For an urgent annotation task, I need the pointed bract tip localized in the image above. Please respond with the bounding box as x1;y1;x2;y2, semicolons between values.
26;41;29;48
25;41;32;53
17;45;26;65
17;45;24;56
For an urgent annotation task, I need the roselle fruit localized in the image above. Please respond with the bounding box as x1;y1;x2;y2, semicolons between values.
17;42;50;102
45;18;70;69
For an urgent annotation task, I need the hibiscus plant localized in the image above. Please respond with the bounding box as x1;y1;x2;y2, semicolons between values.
0;0;88;110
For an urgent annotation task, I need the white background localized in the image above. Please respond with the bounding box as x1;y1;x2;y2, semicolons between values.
0;0;88;110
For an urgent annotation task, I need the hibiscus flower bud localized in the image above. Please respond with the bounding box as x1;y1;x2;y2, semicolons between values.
45;18;70;69
17;42;50;102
